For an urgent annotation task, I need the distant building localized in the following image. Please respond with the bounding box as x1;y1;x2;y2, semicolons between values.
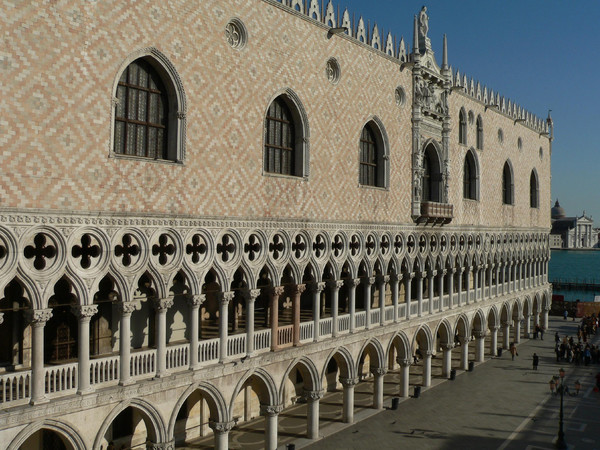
550;200;595;248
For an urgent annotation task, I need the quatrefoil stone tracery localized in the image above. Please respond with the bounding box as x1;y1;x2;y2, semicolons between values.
186;234;207;264
292;234;307;259
115;234;140;267
72;233;100;269
217;234;236;263
24;233;56;271
244;234;261;262
152;234;175;266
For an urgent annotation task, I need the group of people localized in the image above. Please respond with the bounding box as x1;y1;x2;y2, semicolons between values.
554;314;599;366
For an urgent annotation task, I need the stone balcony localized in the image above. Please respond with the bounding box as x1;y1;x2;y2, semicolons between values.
419;201;454;225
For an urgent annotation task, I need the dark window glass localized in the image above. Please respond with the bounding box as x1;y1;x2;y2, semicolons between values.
359;125;378;186
530;171;538;208
114;59;169;159
265;98;295;175
503;162;513;205
459;109;467;145
476;116;483;150
463;152;477;200
423;153;431;201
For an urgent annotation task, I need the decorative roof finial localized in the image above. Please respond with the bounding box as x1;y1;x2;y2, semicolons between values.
442;34;448;70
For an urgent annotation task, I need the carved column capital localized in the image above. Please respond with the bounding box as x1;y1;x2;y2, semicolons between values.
208;420;235;433
311;282;326;294
473;330;486;339
367;276;376;286
27;309;53;324
441;343;455;351
219;291;235;306
287;284;306;296
146;442;175;450
187;294;205;307
244;289;261;303
377;275;390;285
71;305;98;319
327;280;344;290
268;286;285;298
339;377;359;387
458;336;470;345
396;357;412;367
302;389;324;401
490;325;500;332
346;278;361;287
154;296;174;311
117;301;137;315
422;350;433;357
389;274;401;283
260;404;283;416
372;367;388;377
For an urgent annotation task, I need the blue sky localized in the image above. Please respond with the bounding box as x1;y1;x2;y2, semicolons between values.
338;0;600;225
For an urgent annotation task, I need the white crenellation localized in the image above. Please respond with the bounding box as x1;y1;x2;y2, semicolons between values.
341;9;352;37
356;17;366;43
385;32;394;56
324;0;335;27
371;24;381;50
399;37;406;62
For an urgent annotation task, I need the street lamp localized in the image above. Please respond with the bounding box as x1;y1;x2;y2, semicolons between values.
555;368;567;449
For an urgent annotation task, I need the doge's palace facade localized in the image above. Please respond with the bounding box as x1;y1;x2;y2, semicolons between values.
0;1;552;449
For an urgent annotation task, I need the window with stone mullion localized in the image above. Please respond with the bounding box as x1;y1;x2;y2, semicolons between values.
265;99;294;175
360;127;377;186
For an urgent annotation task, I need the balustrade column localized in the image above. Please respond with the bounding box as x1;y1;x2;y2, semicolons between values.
438;270;445;312
417;273;424;317
447;269;454;309
378;275;389;325
269;287;284;351
391;275;400;322
502;322;511;349
347;279;359;333
489;326;499;356
340;377;358;423
422;350;432;387
261;404;283;450
328;281;342;337
459;337;469;371
245;290;260;357
289;284;306;345
29;309;52;404
188;294;204;370
118;302;136;386
457;268;464;307
209;421;234;450
397;358;411;397
405;274;413;319
312;282;325;342
372;368;387;409
155;296;174;378
303;390;324;439
474;331;486;362
74;305;98;394
441;343;454;378
365;277;375;329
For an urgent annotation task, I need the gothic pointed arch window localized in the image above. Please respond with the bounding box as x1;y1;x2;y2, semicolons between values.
476;115;483;150
264;92;309;177
422;143;442;202
530;169;539;208
459;108;467;145
113;51;186;162
502;161;514;205
463;150;478;200
359;119;389;188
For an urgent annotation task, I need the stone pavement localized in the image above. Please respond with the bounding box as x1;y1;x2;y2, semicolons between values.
306;316;600;450
186;316;600;449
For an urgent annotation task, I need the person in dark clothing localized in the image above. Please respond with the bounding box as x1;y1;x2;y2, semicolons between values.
532;353;539;370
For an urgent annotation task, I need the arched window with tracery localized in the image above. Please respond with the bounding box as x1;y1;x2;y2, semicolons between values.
422;144;442;202
265;97;295;175
502;161;514;205
459;108;467;145
476;115;483;150
114;59;170;160
360;124;378;186
463;150;478;200
530;170;539;208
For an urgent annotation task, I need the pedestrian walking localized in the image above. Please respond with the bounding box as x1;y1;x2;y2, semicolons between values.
564;309;568;320
510;342;518;361
532;353;539;370
540;327;544;340
555;331;560;344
